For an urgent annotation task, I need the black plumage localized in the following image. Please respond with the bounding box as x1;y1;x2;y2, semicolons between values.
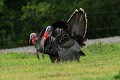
29;8;87;63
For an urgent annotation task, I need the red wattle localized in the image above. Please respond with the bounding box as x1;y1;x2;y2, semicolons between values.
32;39;35;44
43;31;49;41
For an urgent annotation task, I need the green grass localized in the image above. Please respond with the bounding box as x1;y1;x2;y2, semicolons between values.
0;42;120;80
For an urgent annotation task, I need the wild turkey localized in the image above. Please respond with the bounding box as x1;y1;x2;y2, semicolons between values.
29;8;87;62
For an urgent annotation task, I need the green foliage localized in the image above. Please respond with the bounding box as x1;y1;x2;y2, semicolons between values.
0;0;120;48
85;0;120;38
0;43;120;80
0;0;4;12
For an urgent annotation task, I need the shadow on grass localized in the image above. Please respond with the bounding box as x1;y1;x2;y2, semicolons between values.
114;70;120;79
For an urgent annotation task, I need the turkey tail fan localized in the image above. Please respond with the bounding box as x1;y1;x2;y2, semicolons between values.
67;8;87;47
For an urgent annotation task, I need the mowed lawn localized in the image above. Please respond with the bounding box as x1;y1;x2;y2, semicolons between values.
0;43;120;80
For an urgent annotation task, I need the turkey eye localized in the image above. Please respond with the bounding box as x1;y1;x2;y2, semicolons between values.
46;26;52;31
48;28;50;30
30;35;33;38
47;28;50;31
32;35;34;38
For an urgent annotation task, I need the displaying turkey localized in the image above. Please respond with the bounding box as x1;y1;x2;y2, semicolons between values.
29;8;87;63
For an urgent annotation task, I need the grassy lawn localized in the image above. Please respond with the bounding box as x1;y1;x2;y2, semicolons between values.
0;43;120;80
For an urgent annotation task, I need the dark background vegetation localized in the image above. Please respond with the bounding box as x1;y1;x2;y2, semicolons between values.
0;0;120;48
